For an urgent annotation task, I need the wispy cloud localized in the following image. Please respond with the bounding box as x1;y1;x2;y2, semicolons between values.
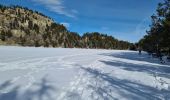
61;22;70;28
134;17;150;35
31;0;77;18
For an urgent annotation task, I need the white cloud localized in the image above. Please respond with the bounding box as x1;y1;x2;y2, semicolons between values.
60;22;70;28
31;0;77;18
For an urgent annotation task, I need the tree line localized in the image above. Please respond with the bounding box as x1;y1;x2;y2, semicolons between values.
139;0;170;56
0;4;132;50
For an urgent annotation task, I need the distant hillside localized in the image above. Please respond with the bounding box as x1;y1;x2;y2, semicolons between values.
0;5;132;49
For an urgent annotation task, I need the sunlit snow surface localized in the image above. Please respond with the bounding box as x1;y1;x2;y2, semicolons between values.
0;46;170;100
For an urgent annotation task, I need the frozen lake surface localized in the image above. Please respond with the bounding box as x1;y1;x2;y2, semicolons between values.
0;46;170;100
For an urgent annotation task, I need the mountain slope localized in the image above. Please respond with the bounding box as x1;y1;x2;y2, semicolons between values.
0;5;70;47
0;5;131;49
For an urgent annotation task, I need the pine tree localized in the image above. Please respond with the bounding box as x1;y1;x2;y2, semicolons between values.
139;0;170;55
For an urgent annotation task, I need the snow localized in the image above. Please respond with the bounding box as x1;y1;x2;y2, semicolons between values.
0;46;170;100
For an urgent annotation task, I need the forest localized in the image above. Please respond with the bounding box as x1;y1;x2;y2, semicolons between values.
139;0;170;56
0;5;131;50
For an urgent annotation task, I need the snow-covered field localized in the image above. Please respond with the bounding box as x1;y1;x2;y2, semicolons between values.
0;46;170;100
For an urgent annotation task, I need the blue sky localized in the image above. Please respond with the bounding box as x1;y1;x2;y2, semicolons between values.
0;0;162;43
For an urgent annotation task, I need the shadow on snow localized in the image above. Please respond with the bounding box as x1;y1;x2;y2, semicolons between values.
100;52;170;79
100;51;170;65
80;67;170;100
0;77;56;100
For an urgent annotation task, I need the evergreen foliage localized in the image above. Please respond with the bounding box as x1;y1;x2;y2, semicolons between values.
139;0;170;55
0;4;131;49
